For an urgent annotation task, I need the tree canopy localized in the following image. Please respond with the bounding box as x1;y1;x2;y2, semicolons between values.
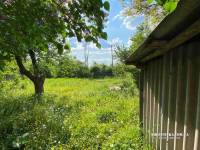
0;0;110;94
114;22;151;63
0;0;109;61
120;0;179;28
116;0;179;63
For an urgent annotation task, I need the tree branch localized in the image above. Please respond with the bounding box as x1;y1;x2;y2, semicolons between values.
28;49;38;75
15;55;35;81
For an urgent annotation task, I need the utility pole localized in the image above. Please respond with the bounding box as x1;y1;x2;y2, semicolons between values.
111;44;114;67
84;42;89;67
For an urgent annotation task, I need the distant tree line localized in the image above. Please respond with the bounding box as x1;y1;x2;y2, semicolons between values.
0;57;137;80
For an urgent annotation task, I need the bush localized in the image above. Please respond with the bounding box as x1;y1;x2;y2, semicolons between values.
0;62;21;94
76;64;90;78
112;63;138;78
57;57;77;78
57;57;90;78
90;63;113;78
121;74;139;97
42;62;58;78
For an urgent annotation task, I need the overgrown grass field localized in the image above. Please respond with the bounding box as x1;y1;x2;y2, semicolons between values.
0;78;146;149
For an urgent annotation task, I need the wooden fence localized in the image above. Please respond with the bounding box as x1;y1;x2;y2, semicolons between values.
140;39;200;150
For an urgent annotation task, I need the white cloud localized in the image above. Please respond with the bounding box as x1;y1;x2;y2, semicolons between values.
105;20;110;26
71;40;105;51
122;16;137;30
69;38;114;65
88;42;97;49
127;38;132;47
71;41;84;51
112;9;143;31
108;37;123;45
112;13;121;21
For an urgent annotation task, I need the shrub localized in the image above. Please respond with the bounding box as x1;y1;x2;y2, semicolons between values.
90;63;113;78
76;64;90;78
0;62;21;94
112;63;138;78
121;74;139;97
57;56;90;78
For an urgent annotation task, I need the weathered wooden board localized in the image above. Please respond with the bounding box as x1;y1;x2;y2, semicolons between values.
140;37;200;150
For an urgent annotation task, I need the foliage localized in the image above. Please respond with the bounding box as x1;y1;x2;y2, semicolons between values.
0;95;70;149
0;0;110;94
102;125;143;149
97;111;117;123
0;62;20;93
113;22;151;67
45;59;138;79
0;0;109;58
114;45;132;63
121;74;139;96
0;57;140;82
90;63;113;78
121;0;165;27
0;78;150;149
129;22;151;52
57;56;90;78
121;0;179;32
152;0;179;12
118;0;179;60
112;63;138;77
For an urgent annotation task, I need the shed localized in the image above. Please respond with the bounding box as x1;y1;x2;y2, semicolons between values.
126;0;200;150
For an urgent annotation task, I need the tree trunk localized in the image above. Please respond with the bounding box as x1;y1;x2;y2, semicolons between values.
15;55;45;95
33;77;45;95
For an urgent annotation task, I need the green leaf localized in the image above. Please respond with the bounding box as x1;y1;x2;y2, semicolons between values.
61;31;67;37
96;43;101;49
157;0;166;5
164;1;178;12
147;0;153;4
85;36;93;42
104;1;110;11
56;43;64;55
101;32;107;40
64;43;70;50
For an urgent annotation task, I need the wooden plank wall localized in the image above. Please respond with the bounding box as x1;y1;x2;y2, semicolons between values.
140;39;200;150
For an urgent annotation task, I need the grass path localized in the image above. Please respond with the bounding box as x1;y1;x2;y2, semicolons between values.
0;78;144;149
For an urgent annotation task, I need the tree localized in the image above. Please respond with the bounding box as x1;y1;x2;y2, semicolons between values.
114;22;151;63
0;0;109;94
57;55;90;78
114;45;131;63
120;0;179;29
129;22;151;51
117;0;178;60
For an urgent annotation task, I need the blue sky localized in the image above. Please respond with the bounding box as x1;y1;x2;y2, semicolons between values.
70;0;144;66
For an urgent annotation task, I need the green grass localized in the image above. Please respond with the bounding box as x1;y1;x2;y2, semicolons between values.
0;78;146;150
